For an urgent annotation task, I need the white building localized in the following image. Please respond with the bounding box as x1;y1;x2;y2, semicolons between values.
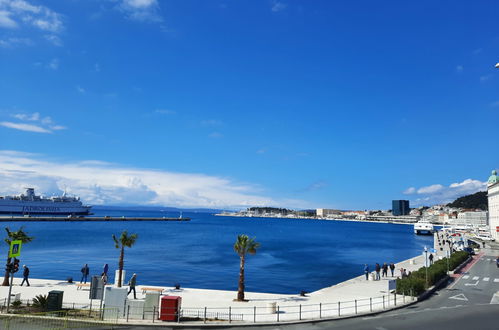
452;211;488;227
316;208;341;217
488;170;499;240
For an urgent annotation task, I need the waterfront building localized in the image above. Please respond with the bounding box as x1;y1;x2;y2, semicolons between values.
487;170;499;240
316;208;341;217
392;200;410;216
451;211;488;227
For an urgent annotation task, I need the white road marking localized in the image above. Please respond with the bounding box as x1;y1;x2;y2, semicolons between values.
494;278;499;283
483;277;490;282
449;293;468;301
472;276;479;280
462;275;470;279
465;280;479;286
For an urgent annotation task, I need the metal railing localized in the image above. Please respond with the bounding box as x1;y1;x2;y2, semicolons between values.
0;291;416;325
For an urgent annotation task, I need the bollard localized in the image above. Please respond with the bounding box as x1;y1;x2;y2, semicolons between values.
403;291;405;303
254;306;256;323
277;305;280;322
370;297;372;312
299;304;302;320
152;306;155;323
319;303;322;319
338;301;341;317
229;306;231;323
204;307;207;324
355;300;357;314
383;296;385;309
394;292;397;306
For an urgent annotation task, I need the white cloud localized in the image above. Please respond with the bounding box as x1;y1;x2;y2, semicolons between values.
0;36;32;47
456;65;463;73
480;74;491;82
0;9;17;28
76;86;86;94
0;0;63;33
403;179;487;206
0;150;302;208
271;1;287;12
2;111;66;133
0;121;51;133
403;187;416;195
44;34;61;46
47;58;59;70
118;0;162;22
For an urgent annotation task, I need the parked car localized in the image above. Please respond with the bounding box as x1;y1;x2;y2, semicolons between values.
463;247;475;255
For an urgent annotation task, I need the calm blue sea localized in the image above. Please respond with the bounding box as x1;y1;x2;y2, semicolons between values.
10;209;433;294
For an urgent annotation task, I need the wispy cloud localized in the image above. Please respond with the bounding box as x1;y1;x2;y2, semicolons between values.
0;150;306;208
208;132;223;139
0;0;63;32
403;178;487;206
271;0;287;12
47;58;59;70
76;86;86;94
117;0;163;22
201;119;223;127
155;109;176;115
456;65;463;73
0;36;33;48
301;181;328;192
480;74;492;82
44;34;62;46
1;111;67;133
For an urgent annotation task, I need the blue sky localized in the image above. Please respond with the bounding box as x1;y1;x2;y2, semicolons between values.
0;0;498;210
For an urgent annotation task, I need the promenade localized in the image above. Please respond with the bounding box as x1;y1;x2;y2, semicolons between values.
0;251;432;325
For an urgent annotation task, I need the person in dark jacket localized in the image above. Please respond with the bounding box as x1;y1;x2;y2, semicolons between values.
389;262;395;277
382;263;388;277
80;264;89;283
127;273;137;299
375;263;381;280
364;264;370;280
20;265;30;286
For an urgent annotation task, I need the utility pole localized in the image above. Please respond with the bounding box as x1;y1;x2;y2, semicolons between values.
6;263;14;313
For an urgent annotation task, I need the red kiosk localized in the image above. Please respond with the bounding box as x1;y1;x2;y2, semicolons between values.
159;296;182;321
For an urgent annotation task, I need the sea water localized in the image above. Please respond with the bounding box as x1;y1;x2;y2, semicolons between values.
10;209;433;294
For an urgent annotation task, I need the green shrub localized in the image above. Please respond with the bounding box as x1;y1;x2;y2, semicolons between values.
32;294;48;310
396;277;426;296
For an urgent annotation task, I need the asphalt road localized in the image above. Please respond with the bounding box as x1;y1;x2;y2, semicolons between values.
121;248;499;330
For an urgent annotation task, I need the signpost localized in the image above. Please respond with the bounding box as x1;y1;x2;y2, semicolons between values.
6;240;22;313
423;246;429;287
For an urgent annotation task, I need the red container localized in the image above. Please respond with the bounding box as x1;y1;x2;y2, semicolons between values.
159;296;182;321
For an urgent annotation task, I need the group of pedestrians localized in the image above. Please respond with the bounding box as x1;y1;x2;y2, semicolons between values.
80;263;138;299
363;262;396;280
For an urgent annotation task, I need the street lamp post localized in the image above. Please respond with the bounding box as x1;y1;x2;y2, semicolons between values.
424;246;429;287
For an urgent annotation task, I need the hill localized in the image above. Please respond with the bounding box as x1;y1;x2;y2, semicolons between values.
446;191;488;210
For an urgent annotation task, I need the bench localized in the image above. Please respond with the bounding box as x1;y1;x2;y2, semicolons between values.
140;287;164;294
76;283;90;290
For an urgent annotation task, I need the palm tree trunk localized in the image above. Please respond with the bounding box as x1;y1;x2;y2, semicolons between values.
237;254;245;301
2;255;11;286
118;246;124;287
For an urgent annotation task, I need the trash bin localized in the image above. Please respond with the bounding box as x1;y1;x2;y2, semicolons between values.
267;302;277;314
47;290;64;311
159;296;181;321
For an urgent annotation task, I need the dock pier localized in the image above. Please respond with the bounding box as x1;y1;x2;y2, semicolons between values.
0;216;191;222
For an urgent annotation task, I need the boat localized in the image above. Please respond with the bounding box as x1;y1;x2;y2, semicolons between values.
0;188;91;216
414;219;434;235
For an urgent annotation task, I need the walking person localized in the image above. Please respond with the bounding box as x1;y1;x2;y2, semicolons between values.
389;262;395;277
80;264;90;284
382;263;388;277
429;253;434;265
364;264;370;280
101;272;108;286
20;265;30;286
375;263;381;280
127;273;137;299
103;263;109;275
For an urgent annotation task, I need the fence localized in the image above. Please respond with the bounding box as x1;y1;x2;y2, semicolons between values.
0;291;416;325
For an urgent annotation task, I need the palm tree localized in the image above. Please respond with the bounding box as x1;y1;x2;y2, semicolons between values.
234;234;260;301
112;230;138;287
3;227;34;286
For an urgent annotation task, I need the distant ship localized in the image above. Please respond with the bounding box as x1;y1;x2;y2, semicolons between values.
0;188;92;215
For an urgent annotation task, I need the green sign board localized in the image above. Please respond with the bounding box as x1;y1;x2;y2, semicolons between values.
9;240;22;258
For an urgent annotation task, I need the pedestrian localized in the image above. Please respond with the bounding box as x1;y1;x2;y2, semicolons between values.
389;263;395;277
364;264;370;280
80;264;89;283
402;269;408;278
127;273;137;299
375;263;381;280
400;267;404;277
429;253;434;265
101;272;108;286
103;263;109;275
20;265;30;286
382;263;388;277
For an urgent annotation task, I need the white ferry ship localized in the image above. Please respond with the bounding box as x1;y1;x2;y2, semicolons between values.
0;188;91;215
414;219;434;235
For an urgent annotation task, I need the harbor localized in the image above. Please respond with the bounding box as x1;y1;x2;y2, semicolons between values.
0;215;190;222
